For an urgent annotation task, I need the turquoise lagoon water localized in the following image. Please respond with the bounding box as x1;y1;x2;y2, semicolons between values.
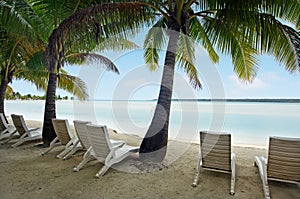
5;100;300;147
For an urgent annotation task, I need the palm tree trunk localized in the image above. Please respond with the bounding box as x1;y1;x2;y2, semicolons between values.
42;72;57;146
0;68;14;123
0;79;8;123
139;30;179;162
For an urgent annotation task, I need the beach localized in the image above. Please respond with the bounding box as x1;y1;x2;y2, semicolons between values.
0;120;299;199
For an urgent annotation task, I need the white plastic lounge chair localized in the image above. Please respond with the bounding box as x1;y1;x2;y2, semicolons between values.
10;114;42;147
85;124;139;178
192;131;236;195
72;120;95;171
0;113;17;143
255;136;300;199
73;120;125;172
42;119;82;160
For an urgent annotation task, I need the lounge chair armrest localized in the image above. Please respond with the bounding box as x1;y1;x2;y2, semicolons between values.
111;142;125;149
104;150;116;165
27;127;40;132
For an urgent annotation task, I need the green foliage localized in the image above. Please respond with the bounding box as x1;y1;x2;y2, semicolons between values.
140;0;299;84
5;92;69;100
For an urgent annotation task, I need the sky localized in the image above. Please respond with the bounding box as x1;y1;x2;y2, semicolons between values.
10;30;300;100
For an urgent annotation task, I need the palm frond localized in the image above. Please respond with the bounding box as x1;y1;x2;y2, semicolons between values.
66;53;119;74
14;66;49;91
262;0;300;28
45;2;154;71
258;14;300;72
57;73;88;101
176;32;202;89
203;16;259;81
189;17;219;63
0;0;49;41
94;37;139;52
6;85;13;95
143;18;168;71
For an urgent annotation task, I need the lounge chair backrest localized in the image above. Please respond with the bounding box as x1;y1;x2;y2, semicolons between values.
0;113;9;130
52;119;72;145
86;124;112;161
73;120;92;149
11;114;29;135
200;131;231;172
267;137;300;182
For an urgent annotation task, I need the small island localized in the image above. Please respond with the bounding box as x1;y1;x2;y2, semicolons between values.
5;92;69;100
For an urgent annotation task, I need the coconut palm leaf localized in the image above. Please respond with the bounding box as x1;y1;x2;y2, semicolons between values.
262;0;300;28
57;72;88;100
6;85;13;95
257;15;300;72
0;0;49;41
66;53;119;74
176;32;202;89
44;2;154;71
143;18;168;71
189;17;219;64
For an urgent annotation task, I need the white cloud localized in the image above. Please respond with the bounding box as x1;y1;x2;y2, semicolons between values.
261;72;282;81
229;75;268;90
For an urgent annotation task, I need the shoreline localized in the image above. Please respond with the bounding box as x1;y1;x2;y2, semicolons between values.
20;119;270;149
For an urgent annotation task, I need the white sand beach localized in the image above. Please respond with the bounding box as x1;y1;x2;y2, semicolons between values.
0;120;299;199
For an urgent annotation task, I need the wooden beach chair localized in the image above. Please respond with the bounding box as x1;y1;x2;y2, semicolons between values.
0;113;18;143
10;114;42;147
255;136;300;199
86;124;139;178
42;119;82;160
192;131;236;195
73;120;125;172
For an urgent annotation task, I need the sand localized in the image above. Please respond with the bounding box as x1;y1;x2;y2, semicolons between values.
0;120;299;199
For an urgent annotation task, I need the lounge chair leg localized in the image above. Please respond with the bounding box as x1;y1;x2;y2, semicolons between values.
41;137;60;155
57;146;72;159
255;156;270;199
230;153;236;195
95;165;110;178
63;148;79;160
1;132;18;144
192;156;202;187
74;153;95;172
11;131;29;148
192;172;200;187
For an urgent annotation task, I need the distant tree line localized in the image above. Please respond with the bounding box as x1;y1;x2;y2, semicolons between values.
5;92;69;100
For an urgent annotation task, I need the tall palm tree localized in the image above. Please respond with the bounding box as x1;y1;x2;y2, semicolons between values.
0;28;44;120
42;0;299;161
41;2;152;146
0;28;87;121
1;0;134;146
139;0;299;161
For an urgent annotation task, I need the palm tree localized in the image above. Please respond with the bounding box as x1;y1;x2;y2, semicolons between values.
0;27;44;121
1;0;133;146
139;0;299;161
35;1;152;147
40;0;299;161
0;28;87;121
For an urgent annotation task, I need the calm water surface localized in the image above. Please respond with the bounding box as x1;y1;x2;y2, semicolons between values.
5;100;300;147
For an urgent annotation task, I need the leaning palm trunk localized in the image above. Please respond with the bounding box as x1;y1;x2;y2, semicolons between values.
0;68;14;123
139;29;179;162
42;72;57;146
0;79;8;121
